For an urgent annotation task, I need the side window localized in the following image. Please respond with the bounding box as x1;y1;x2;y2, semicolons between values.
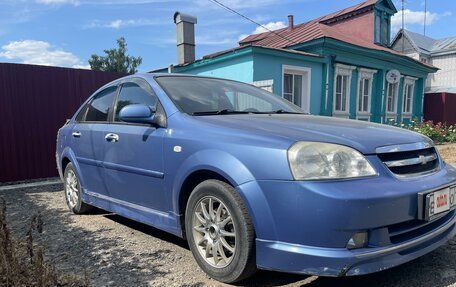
85;86;117;122
115;82;158;121
75;104;87;122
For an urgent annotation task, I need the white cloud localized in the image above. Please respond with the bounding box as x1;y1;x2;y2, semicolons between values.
238;21;286;41
86;18;164;29
391;9;451;33
0;40;89;69
252;21;286;34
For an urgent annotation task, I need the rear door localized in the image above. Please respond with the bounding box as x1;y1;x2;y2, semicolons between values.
70;85;118;197
101;79;166;212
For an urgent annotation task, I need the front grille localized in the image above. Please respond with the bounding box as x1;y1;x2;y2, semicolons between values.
377;146;440;177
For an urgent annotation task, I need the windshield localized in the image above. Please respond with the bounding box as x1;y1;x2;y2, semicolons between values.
155;76;304;115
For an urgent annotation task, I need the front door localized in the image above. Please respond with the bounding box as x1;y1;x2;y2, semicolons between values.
101;79;166;212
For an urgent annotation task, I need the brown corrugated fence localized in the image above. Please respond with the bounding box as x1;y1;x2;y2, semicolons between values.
423;92;456;125
0;63;125;182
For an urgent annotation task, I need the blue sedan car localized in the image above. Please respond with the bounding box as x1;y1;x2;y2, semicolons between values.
56;74;456;283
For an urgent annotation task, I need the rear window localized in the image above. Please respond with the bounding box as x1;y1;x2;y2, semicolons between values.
85;86;117;122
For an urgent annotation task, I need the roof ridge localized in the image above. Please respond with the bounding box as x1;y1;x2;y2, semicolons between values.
318;0;376;24
436;35;456;42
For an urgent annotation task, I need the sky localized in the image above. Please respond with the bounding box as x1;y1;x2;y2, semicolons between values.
0;0;454;72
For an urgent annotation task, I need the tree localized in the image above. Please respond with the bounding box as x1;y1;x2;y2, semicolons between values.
89;37;142;74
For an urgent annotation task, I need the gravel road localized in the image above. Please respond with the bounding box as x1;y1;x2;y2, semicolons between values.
1;183;455;287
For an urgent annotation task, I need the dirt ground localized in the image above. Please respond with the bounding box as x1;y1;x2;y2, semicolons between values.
1;183;455;287
438;143;456;164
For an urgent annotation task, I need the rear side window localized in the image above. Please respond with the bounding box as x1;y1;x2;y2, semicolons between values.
75;104;87;122
85;86;117;122
114;82;158;121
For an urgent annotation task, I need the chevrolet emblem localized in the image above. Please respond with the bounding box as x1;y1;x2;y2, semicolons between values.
419;155;427;165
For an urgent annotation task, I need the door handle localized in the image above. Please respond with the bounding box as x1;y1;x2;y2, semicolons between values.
72;131;81;138
105;133;119;143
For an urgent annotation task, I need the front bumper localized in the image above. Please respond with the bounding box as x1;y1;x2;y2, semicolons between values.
236;161;456;276
256;211;455;276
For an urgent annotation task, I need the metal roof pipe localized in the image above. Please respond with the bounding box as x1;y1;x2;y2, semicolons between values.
288;14;294;31
174;11;197;65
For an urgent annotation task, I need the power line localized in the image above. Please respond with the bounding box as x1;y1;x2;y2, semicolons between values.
206;0;299;46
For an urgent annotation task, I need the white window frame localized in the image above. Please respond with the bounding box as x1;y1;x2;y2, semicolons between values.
356;68;377;121
333;64;355;118
282;65;311;113
386;80;400;116
402;76;416;119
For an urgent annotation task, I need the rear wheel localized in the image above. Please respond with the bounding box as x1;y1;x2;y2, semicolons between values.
64;163;93;214
185;179;256;283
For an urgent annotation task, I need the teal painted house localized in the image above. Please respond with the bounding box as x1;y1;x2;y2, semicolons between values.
155;0;437;123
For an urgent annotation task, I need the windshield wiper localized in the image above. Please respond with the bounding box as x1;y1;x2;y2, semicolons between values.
192;109;250;116
260;109;304;114
271;109;304;114
192;109;306;116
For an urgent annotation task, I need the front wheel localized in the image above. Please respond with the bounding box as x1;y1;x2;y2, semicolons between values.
185;179;256;283
64;163;93;214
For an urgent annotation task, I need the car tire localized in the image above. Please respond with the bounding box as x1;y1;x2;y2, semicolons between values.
185;179;257;283
63;163;93;214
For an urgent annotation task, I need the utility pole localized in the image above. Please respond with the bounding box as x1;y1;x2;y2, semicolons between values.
402;0;405;53
424;0;427;35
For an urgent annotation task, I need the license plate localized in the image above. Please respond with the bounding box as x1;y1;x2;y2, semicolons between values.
418;186;456;221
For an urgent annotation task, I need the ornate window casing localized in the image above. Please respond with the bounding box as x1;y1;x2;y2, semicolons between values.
333;64;355;118
356;68;377;121
386;78;400;121
402;76;417;119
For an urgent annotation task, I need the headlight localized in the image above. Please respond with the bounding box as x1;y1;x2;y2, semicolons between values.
287;142;377;180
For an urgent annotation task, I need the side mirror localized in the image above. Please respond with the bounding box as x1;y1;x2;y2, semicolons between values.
118;104;156;125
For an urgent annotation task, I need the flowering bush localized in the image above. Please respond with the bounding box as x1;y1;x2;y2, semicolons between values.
388;119;456;143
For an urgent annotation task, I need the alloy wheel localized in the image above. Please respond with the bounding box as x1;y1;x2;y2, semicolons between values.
191;196;236;268
65;169;79;209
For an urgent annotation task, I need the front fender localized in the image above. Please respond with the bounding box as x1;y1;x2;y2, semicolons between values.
171;149;255;213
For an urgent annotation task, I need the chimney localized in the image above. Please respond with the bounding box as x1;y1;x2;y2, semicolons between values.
288;14;294;31
174;11;197;65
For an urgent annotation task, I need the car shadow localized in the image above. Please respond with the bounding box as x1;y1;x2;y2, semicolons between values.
103;213;190;249
102;211;315;286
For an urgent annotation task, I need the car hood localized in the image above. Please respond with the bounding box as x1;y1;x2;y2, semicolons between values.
193;114;430;154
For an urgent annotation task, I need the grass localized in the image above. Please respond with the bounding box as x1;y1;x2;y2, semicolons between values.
0;199;89;287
